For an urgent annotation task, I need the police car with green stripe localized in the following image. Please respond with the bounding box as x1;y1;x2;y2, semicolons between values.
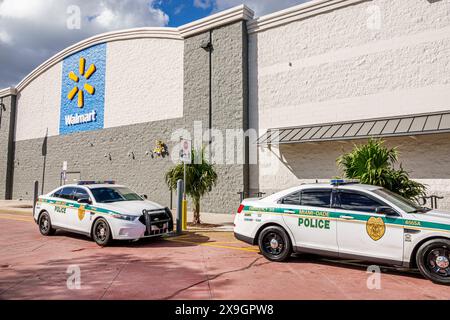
234;180;450;284
34;181;173;246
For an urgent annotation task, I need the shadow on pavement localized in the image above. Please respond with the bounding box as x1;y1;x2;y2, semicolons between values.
52;230;214;248
0;249;234;299
289;253;424;280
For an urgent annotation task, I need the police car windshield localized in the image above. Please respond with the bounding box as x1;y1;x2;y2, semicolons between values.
90;187;143;203
373;188;428;213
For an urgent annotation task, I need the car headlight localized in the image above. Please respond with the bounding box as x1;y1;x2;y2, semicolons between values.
111;214;137;221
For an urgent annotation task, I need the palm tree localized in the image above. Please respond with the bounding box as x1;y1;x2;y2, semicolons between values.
165;148;218;224
337;139;426;200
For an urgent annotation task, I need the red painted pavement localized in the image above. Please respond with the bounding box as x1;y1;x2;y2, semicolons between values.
0;216;449;300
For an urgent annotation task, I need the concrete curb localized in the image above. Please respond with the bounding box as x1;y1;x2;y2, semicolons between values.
186;226;234;232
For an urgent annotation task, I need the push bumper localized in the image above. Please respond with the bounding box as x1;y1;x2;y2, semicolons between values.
110;207;174;240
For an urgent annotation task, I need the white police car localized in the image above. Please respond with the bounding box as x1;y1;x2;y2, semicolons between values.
234;180;450;284
34;181;173;246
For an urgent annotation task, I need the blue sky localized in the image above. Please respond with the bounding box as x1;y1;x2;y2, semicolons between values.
156;0;214;27
156;0;309;27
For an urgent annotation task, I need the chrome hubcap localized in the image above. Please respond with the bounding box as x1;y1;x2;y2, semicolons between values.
436;256;449;269
427;247;450;277
41;217;49;231
270;238;279;249
96;222;107;241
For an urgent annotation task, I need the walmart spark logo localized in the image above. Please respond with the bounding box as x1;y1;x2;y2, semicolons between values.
67;57;96;108
60;43;106;135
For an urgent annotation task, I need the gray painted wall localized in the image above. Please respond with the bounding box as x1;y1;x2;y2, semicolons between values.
0;95;15;199
13;118;183;207
183;21;249;213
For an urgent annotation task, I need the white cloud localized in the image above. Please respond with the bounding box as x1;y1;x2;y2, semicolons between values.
214;0;309;17
194;0;212;10
0;31;12;45
96;8;117;28
0;0;169;88
0;0;48;19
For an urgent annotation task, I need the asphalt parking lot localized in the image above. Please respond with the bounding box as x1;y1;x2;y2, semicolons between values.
1;211;450;300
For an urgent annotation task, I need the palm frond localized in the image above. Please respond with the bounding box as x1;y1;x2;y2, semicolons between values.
337;138;426;200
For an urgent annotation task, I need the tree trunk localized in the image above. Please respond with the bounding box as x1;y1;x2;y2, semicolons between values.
193;198;201;225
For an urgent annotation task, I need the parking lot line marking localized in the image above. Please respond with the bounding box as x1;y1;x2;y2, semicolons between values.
165;238;259;253
210;241;241;244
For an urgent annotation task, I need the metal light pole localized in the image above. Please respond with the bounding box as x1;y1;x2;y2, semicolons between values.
180;138;191;231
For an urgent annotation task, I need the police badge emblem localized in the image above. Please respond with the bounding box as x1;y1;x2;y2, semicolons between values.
366;216;386;241
78;206;86;221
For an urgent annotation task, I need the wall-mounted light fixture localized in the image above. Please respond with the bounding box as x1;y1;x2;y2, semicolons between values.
200;40;213;52
0;98;5;129
200;32;213;148
128;151;135;159
104;153;112;161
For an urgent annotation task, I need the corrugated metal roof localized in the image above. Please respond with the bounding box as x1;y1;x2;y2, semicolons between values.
257;111;450;145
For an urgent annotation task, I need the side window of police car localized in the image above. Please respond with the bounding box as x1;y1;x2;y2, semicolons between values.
337;191;385;214
300;189;332;208
279;192;300;205
73;188;89;203
55;187;76;201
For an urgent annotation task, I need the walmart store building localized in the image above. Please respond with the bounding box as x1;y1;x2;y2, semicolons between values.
1;0;450;212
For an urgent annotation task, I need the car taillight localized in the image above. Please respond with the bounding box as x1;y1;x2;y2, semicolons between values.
237;204;244;214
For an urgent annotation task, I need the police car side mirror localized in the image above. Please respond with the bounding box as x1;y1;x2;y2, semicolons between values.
375;206;397;216
78;197;92;205
142;194;148;200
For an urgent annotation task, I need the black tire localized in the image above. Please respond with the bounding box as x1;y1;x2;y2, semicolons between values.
92;218;112;247
38;211;55;236
258;225;292;262
416;238;450;285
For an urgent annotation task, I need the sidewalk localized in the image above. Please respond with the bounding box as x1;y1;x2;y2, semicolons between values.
0;200;33;215
0;200;235;231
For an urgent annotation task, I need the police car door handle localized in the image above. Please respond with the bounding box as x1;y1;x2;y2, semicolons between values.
284;210;295;214
340;215;354;220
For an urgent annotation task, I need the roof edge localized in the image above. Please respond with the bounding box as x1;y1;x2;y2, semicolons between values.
0;87;17;98
179;4;254;37
247;0;369;34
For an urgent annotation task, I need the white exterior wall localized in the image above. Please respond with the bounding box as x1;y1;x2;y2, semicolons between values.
104;38;184;128
249;0;450;208
14;37;184;141
15;63;62;141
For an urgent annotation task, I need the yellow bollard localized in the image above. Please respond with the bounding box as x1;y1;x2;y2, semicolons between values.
182;199;188;231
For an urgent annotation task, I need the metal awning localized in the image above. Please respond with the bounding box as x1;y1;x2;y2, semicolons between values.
257;111;450;145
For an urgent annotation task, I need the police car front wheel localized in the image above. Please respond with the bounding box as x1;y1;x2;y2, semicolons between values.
416;239;450;285
38;211;55;236
92;218;112;246
258;226;292;262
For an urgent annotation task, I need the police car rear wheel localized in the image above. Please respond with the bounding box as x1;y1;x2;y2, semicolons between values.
258;226;292;262
39;211;55;236
416;239;450;285
93;218;111;246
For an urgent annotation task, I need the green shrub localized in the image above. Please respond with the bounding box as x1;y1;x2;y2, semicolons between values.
337;139;426;200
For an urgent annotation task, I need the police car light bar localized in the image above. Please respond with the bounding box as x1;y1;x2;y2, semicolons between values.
330;179;359;186
77;180;116;185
